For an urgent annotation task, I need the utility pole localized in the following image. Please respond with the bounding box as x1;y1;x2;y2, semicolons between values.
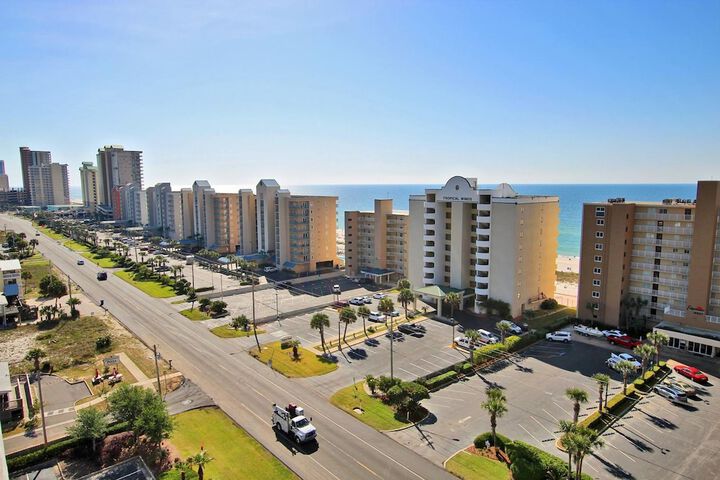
36;373;48;446
153;345;162;396
191;261;195;290
275;287;280;324
390;317;394;379
220;272;224;302
67;273;72;301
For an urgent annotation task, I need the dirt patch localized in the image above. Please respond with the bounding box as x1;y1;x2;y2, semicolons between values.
0;326;39;363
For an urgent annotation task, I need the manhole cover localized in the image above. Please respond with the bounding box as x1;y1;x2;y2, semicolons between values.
353;407;364;415
182;399;193;406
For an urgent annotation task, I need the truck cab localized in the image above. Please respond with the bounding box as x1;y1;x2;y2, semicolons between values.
272;403;317;443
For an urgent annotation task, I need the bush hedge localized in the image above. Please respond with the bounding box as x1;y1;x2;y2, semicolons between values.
506;440;592;480
473;432;511;450
426;371;458;390
472;343;508;364
504;335;521;350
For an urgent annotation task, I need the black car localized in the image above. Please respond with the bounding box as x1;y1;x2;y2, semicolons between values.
398;324;424;336
96;272;108;281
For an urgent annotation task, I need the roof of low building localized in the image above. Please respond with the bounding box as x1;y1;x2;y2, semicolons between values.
0;259;21;271
655;320;720;343
414;284;465;298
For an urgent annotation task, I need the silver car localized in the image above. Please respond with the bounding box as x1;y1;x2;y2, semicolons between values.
653;385;688;403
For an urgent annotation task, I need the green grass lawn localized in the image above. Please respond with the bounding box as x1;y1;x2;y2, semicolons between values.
20;255;53;297
445;450;510;480
179;308;211;321
81;252;119;268
330;382;409;431
160;408;298;480
528;307;576;331
210;325;266;338
114;270;177;298
34;224;65;240
251;341;337;378
63;239;89;252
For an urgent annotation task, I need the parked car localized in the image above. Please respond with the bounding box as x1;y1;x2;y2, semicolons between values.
398;324;424;336
77;259;85;265
674;365;709;383
663;379;697;396
455;336;479;350
385;331;403;340
607;335;642;348
349;297;364;305
362;297;373;304
372;293;386;299
653;385;688;403
413;323;427;333
333;300;349;308
545;331;572;343
602;329;625;338
609;353;641;369
368;311;386;322
332;284;341;294
573;324;604;337
389;310;401;317
263;266;278;273
477;329;499;344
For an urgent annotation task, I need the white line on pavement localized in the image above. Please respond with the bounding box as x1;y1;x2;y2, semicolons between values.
518;424;544;445
604;440;637;463
552;401;572;416
542;408;560;423
409;362;433;373
529;416;555;436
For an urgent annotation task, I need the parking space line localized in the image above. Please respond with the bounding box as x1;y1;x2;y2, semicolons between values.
431;354;452;364
552;401;572;416
398;367;420;377
409;362;433;373
429;394;464;402
419;358;443;369
604;440;637;463
542;408;560;423
529;416;555;436
518;424;544;445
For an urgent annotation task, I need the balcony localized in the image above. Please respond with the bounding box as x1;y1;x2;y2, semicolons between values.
707;315;720;324
633;237;693;249
634;212;694;222
630;262;688;274
631;250;690;262
476;250;490;260
633;225;694;235
476;225;491;236
709;298;720;307
711;284;720;294
629;274;688;288
628;286;687;300
474;285;489;296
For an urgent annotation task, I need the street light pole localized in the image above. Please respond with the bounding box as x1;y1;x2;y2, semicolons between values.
389;317;394;379
36;372;48;446
451;316;455;346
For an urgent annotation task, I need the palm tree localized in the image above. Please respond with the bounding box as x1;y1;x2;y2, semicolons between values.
481;387;508;452
616;360;636;395
569;427;604;479
397;278;411;290
189;449;213;480
66;297;81;317
565;387;589;423
357;305;371;337
398;288;415;321
444;292;461;319
21;271;32;294
558;419;577;478
29;238;38;254
310;313;331;354
25;348;46;372
339;307;357;346
231;314;249;331
378;297;396;378
186;289;198;311
646;331;669;365
633;343;657;378
591;373;610;413
290;340;301;360
464;329;479;363
496;320;513;344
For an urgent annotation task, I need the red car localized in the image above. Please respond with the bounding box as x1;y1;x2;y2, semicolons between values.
674;365;709;383
607;335;642;348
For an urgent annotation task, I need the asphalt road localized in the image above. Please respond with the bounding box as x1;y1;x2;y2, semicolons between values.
5;215;456;480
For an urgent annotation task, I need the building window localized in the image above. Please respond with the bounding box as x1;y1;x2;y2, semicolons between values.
592;279;601;287
596;219;605;226
595;207;605;217
594;255;602;262
596;231;604;238
595;243;603;251
592;291;600;298
593;267;601;274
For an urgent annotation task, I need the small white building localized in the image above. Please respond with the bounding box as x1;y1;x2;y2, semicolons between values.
0;259;22;300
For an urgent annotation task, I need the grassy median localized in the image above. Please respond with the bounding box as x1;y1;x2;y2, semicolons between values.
330;382;409;431
210;325;265;338
250;341;337;377
63;240;90;252
161;408;298;480
114;270;177;298
179;308;211;321
445;450;509;479
81;252;119;268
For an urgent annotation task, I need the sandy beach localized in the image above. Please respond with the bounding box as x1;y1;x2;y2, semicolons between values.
556;255;580;274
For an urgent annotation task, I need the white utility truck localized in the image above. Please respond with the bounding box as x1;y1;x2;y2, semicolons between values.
272;403;317;443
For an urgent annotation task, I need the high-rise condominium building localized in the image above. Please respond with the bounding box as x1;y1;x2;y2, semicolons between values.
117;183;148;226
0;160;9;192
96;145;143;214
275;189;339;273
345;199;408;282
256;179;280;253
79;162;99;211
192;180;215;247
577;181;720;358
408;176;558;318
19;147;68;206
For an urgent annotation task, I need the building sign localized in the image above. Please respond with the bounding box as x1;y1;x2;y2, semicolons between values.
103;355;120;366
687;305;705;315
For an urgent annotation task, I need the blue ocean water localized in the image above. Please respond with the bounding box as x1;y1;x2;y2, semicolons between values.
289;184;698;256
71;183;698;256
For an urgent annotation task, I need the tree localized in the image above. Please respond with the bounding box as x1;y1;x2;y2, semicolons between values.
231;314;249;331
567;427;604;479
310;312;331;354
67;407;107;454
591;373;609;413
398;288;415;320
445;292;461;319
189;449;213;480
464;329;479;362
633;343;657;378
210;300;227;316
558;420;577;478
646;331;669;365
25;348;46;372
615;360;636;396
378;297;394;317
365;374;377;395
66;297;81;318
186;289;198;311
565;387;589;424
134;390;174;446
397;278;411;290
357;305;371;337
496;321;513;344
29;238;39;254
21;271;32;294
339;307;357;346
378;297;396;377
198;298;211;312
290;340;300;360
481;387;508;451
385;381;429;421
107;384;146;430
39;274;67;306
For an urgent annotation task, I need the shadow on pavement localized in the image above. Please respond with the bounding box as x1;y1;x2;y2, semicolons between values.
637;409;677;430
592;453;637;479
273;430;320;455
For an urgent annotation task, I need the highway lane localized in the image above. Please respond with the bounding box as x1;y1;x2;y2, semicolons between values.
5;215;456;480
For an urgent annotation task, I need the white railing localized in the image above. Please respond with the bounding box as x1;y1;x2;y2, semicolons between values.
707;315;720;324
634;213;694;222
629;286;687;300
629;274;688;288
633;237;693;249
633;225;694;235
630;262;688;274
631;250;690;261
711;284;720;293
665;308;687;318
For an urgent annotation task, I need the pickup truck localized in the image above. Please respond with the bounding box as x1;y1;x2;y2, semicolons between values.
573;325;604;337
272;403;317;443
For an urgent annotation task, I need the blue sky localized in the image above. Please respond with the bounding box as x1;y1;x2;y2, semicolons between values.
1;1;718;188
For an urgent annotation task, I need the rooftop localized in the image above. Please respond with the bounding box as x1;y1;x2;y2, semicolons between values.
655;320;720;343
0;259;21;271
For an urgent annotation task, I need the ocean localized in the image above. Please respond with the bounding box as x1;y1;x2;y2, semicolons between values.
71;183;697;256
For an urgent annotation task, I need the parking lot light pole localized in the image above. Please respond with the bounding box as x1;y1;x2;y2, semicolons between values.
451;317;455;346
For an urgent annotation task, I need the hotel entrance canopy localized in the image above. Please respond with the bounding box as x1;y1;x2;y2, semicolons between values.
360;267;395;283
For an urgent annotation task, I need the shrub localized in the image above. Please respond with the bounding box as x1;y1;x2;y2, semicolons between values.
504;335;521;350
365;375;377;395
473;431;511;450
461;362;474;374
658;360;666;368
376;375;401;394
425;371;458;390
473;342;508;364
95;335;112;352
540;298;559;310
506;440;571;480
368;326;376;334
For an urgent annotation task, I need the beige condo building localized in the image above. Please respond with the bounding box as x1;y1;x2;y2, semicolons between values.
79;162;99;211
408;176;558;318
345;199;408;282
577;180;720;358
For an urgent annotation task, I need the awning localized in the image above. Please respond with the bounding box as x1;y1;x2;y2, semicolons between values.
413;284;464;299
282;261;297;270
3;284;19;297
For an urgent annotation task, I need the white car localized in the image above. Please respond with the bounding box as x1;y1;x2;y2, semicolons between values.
263;266;278;273
501;321;523;335
368;311;386;322
477;329;499;344
389;310;400;317
349;297;364;305
546;331;572;343
653;385;688;403
372;293;386;299
332;285;341;294
602;329;625;338
609;353;641;369
455;336;479;350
